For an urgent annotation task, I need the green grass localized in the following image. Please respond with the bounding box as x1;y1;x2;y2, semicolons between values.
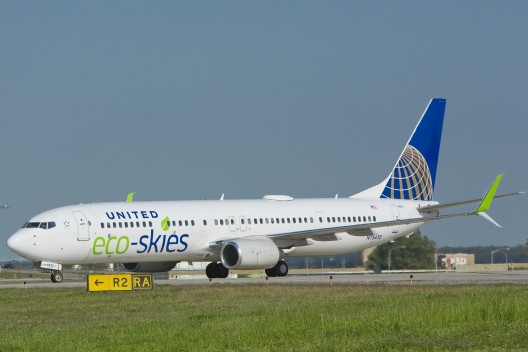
1;284;527;351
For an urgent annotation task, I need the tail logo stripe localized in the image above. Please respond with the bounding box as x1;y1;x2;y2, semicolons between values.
381;145;433;201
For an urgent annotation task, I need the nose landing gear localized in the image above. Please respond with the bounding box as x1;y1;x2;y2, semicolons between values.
39;262;64;283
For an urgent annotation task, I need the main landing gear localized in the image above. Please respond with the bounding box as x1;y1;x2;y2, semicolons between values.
205;260;289;279
206;262;229;279
265;260;288;277
50;271;64;283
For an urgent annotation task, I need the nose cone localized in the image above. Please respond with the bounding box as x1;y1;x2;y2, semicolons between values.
7;231;29;258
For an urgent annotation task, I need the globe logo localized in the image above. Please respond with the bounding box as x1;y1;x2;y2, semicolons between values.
382;145;433;201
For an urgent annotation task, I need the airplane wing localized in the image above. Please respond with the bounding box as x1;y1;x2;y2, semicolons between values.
418;192;524;213
209;174;518;249
209;212;470;249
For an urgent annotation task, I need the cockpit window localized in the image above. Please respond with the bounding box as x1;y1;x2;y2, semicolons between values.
22;222;57;230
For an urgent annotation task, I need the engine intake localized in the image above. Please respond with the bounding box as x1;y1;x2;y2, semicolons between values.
220;238;279;270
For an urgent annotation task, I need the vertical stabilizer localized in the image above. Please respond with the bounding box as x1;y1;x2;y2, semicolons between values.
351;98;446;200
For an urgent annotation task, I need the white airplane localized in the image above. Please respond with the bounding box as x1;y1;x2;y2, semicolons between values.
7;99;521;282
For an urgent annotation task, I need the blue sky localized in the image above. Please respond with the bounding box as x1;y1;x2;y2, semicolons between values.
1;1;527;260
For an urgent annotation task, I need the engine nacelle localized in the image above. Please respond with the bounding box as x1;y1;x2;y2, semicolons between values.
220;238;280;270
122;261;178;273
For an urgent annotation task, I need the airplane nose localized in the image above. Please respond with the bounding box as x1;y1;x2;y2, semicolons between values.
7;231;29;257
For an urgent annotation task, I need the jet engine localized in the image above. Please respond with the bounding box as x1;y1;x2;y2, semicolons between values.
220;238;280;270
122;261;178;273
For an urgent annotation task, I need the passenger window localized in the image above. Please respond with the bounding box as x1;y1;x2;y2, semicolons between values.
327;217;330;223
332;217;336;223
270;218;274;224
113;222;117;228
107;222;111;228
130;222;134;228
363;216;366;222
373;216;377;222
220;219;224;225
179;220;183;226
319;217;323;223
149;221;152;227
143;221;146;227
348;217;351;222
287;218;291;224
203;220;207;226
119;222;123;228
260;218;264;224
172;221;176;226
192;220;195;226
368;216;372;222
248;219;252;225
100;222;104;228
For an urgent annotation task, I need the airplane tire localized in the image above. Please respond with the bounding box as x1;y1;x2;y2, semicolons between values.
205;263;217;279
217;264;229;278
51;271;63;283
265;268;276;278
266;261;288;277
277;261;288;277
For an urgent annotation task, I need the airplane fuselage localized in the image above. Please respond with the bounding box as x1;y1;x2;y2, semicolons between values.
9;197;435;265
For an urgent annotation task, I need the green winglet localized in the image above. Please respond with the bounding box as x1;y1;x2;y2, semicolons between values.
126;192;135;203
472;174;504;214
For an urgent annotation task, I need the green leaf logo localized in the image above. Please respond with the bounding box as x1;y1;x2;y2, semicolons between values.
161;216;170;231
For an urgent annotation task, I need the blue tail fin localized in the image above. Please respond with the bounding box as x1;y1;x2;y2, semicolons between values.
352;98;446;200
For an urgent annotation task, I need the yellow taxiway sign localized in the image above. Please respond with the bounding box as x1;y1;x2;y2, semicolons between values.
87;274;153;292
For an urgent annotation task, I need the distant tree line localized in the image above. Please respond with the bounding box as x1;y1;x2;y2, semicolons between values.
366;231;436;270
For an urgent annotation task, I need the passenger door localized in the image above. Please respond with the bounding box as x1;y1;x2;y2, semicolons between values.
390;205;401;233
72;211;90;241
